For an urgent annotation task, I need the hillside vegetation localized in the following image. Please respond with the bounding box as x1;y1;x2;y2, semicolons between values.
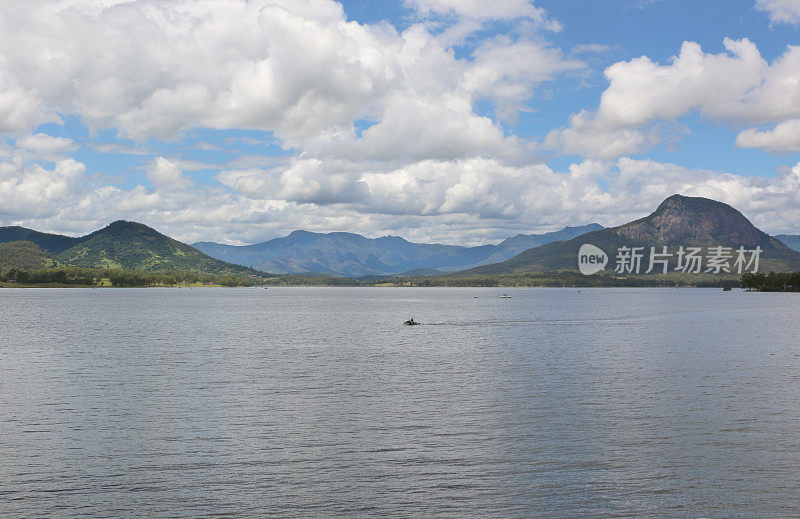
0;241;52;271
54;221;261;276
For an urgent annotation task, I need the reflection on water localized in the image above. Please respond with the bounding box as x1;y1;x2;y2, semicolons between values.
1;287;800;517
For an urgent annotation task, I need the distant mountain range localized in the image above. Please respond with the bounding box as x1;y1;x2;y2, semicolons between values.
192;224;603;277
457;195;800;277
776;235;800;252
2;195;800;282
0;221;262;277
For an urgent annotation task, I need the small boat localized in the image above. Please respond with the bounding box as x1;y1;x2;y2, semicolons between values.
404;319;420;326
723;286;732;291
500;294;512;298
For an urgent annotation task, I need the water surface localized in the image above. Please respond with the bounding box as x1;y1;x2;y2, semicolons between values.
1;287;799;517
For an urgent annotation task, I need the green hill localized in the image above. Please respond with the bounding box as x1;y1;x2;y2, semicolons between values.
0;241;52;271
0;226;81;254
455;195;800;278
53;220;262;276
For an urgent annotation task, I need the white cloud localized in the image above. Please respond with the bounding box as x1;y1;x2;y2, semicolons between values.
0;1;389;138
0;1;575;160
0;84;51;135
215;168;281;199
0;156;86;218
405;0;561;45
277;157;370;205
596;39;766;127
15;133;77;159
318;92;522;162
6;146;800;245
215;152;800;237
544;110;655;160
571;43;613;55
464;37;584;121
407;0;546;21
736;119;800;153
146;157;193;191
546;38;800;158
0;0;587;243
756;0;800;25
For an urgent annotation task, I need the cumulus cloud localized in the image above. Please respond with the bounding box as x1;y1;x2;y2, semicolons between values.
0;0;393;140
544;111;655;160
736;119;800;153
146;157;193;191
0;156;86;218
215;168;281;199
464;37;584;121
15;133;77;159
407;0;547;21
596;39;766;126
316;92;522;162
405;0;562;43
0;0;594;243
756;0;800;25
0;1;575;157
215;152;800;238
6;144;800;245
546;38;800;158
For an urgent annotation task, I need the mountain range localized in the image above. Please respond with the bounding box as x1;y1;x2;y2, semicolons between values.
458;194;800;277
775;234;800;252
2;195;800;281
192;224;603;277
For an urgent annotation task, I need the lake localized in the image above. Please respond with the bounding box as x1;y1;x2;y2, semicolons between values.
1;287;799;517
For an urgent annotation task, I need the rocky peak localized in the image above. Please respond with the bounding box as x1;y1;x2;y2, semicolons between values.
615;194;781;248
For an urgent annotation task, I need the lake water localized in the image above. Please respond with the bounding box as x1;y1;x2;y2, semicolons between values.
1;287;799;518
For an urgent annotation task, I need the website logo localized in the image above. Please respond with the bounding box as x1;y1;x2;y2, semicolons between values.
578;244;608;275
576;244;762;276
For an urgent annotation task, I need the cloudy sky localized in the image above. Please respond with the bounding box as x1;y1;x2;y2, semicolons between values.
2;0;800;245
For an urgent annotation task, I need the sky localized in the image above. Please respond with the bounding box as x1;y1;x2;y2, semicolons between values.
2;0;800;245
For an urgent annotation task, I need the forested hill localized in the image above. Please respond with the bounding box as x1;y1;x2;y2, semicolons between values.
0;221;265;278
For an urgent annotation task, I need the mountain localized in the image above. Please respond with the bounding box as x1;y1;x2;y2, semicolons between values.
0;241;51;270
193;224;603;277
1;221;264;277
0;226;81;254
475;224;604;266
52;221;260;275
776;235;800;252
194;230;493;277
458;195;800;276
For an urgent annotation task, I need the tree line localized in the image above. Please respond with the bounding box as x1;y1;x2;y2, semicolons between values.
0;267;258;287
741;272;800;292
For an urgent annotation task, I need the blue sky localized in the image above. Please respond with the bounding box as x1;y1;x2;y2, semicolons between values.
1;0;800;245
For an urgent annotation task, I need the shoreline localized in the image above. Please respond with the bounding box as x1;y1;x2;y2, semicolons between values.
1;282;747;289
